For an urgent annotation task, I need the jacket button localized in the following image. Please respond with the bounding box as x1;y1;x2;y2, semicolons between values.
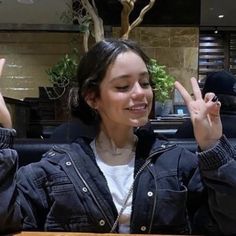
140;226;146;231
82;187;88;192
99;219;105;226
147;191;153;197
66;161;72;166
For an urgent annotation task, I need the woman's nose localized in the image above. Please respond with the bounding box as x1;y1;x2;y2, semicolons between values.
131;83;145;98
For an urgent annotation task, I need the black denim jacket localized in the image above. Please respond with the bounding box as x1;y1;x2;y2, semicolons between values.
0;127;236;235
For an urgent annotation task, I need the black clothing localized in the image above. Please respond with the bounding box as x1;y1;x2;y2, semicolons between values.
175;114;236;138
50;119;97;142
1;128;236;234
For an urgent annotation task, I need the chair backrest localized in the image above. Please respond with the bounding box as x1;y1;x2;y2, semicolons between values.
13;139;67;167
13;138;236;167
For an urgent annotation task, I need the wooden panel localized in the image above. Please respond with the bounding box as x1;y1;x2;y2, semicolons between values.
198;32;225;78
229;33;236;76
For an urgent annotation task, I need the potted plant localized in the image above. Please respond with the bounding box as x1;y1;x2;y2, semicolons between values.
44;50;79;120
45;50;79;99
148;58;175;116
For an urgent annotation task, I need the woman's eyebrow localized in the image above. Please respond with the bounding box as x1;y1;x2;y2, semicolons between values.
111;71;149;81
111;74;130;81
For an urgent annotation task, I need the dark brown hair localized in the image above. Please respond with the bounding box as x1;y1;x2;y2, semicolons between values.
71;38;151;125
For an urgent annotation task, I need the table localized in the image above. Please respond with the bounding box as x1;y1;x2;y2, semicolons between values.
13;232;190;236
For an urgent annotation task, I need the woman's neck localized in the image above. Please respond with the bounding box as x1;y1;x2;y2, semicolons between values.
95;124;138;163
98;124;135;148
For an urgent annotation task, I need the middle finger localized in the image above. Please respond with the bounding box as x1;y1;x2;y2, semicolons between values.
191;77;202;100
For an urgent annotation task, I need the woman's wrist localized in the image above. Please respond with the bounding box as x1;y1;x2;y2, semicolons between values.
197;135;234;170
0;127;16;149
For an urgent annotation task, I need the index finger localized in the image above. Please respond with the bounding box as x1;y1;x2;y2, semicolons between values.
0;58;5;77
191;77;202;100
174;80;192;105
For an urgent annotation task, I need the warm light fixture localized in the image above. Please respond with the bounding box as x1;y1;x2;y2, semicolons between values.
218;14;224;19
17;0;34;4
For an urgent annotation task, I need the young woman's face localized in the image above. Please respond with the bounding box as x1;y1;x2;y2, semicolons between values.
93;51;153;128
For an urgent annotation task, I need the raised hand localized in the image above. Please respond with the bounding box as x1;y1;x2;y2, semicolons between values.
0;59;12;128
175;77;222;150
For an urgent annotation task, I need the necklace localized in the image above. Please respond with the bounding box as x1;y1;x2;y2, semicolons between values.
109;158;152;233
95;130;141;232
95;131;138;165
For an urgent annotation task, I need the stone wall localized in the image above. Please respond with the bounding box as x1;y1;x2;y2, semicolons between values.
0;27;199;100
113;27;199;93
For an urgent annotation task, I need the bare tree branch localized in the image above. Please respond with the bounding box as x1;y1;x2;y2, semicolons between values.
120;0;156;39
83;30;90;52
130;0;156;30
80;0;104;42
120;0;135;38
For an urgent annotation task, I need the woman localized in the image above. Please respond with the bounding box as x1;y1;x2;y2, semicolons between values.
0;39;236;234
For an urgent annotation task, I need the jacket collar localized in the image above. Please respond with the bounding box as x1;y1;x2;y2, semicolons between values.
134;122;171;160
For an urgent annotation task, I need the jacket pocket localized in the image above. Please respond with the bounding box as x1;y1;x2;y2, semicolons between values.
45;215;92;231
48;182;87;216
154;185;188;228
45;173;88;222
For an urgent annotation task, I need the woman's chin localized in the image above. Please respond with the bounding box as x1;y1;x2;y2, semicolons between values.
130;117;149;127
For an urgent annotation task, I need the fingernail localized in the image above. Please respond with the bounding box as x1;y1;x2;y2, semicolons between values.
211;95;218;102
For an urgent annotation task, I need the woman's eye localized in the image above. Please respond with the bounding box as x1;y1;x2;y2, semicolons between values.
140;81;150;88
115;85;129;91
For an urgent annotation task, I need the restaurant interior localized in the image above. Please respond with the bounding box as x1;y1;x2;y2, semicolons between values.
0;0;236;236
0;0;235;139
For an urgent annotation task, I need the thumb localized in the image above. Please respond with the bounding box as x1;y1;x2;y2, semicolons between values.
206;99;221;118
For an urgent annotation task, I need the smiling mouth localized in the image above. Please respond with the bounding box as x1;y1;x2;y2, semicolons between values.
127;104;148;111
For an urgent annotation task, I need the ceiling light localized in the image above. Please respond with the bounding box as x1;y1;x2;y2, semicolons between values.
218;14;224;19
17;0;34;4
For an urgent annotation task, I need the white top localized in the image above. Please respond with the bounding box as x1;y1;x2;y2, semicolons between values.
90;140;135;233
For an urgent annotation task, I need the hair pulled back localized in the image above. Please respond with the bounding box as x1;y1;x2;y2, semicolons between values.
70;38;150;125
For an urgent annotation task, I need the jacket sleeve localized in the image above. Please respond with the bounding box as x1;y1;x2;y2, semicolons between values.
198;135;236;235
0;127;48;232
0;128;22;233
16;162;50;230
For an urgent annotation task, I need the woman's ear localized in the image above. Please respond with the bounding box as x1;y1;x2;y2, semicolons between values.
85;92;98;109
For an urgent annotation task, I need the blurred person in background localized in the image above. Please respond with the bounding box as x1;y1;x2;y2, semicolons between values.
175;70;236;138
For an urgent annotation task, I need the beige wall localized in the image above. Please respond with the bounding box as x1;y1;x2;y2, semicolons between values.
0;27;199;100
0;31;82;99
113;27;199;92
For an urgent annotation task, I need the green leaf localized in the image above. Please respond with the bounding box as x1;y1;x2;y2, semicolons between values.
46;51;79;87
148;58;175;102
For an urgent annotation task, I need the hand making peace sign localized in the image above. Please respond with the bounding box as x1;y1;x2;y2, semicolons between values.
175;77;222;150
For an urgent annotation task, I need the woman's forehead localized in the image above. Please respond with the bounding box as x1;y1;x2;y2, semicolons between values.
101;52;148;84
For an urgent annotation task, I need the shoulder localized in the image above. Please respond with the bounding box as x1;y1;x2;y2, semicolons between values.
149;139;199;173
17;138;92;178
16;143;74;178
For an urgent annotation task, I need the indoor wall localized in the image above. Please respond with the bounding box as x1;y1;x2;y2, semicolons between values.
0;27;198;101
0;31;82;99
113;26;199;93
